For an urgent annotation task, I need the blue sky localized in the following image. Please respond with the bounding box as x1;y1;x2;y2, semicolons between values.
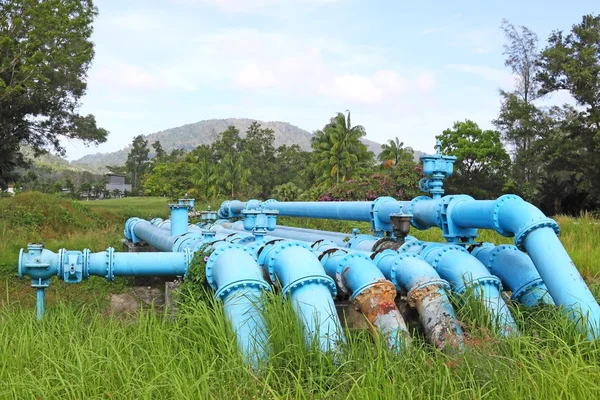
64;0;598;160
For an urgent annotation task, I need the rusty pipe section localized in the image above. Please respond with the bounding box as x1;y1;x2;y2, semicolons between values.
312;241;410;351
372;250;464;351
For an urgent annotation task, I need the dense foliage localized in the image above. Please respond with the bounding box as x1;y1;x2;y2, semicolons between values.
0;0;107;188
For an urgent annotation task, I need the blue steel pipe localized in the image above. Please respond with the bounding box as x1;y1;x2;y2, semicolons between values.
419;243;519;337
451;195;600;338
371;250;464;350
169;204;189;237
205;243;271;366
470;244;555;307
256;241;345;352
312;241;409;351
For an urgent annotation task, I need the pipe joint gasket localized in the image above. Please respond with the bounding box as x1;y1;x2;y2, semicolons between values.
266;241;312;284
492;195;522;237
214;279;271;300
511;278;547;303
514;219;560;251
281;274;337;298
335;252;373;295
407;279;450;308
408;196;432;230
397;240;425;254
172;232;203;252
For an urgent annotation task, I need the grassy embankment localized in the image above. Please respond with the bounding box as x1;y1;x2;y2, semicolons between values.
1;193;600;399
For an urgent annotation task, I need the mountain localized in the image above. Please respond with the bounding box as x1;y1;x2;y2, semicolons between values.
71;118;384;172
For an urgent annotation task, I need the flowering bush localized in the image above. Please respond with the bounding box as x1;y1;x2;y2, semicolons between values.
319;161;422;201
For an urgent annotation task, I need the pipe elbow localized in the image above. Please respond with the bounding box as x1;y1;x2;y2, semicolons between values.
421;244;502;294
471;244;555;307
259;241;337;297
206;244;270;298
494;195;560;249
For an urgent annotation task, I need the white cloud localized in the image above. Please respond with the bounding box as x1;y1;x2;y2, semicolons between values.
174;0;341;13
236;63;279;88
92;63;162;90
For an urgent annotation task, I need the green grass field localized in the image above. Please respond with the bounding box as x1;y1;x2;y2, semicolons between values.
1;193;600;399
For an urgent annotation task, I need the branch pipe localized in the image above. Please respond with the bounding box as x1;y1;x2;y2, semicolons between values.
370;250;464;351
310;241;409;351
470;244;555;307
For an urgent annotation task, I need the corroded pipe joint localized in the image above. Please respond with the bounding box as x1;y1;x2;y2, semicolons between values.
406;280;450;308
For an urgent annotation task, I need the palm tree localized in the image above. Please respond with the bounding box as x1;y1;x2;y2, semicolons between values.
378;137;414;165
311;111;373;184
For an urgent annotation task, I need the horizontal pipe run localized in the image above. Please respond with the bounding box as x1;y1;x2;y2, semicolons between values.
470;244;555;307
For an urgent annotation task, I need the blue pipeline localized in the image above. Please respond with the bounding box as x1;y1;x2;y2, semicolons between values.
371;250;464;350
471;244;555;307
205;243;271;366
451;195;600;338
311;241;409;351
36;288;44;320
418;243;519;337
169;204;189;237
256;241;345;352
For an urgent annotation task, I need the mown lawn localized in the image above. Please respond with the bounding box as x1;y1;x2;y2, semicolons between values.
1;193;600;399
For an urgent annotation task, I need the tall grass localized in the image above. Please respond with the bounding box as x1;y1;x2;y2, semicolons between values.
1;293;599;399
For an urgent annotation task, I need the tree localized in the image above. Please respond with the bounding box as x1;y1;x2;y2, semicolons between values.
243;122;276;197
537;14;600;131
311;111;373;185
212;126;250;197
378;137;413;165
125;135;150;190
537;14;600;204
436;120;511;199
274;144;310;189
152;141;167;160
495;20;544;196
187;145;217;199
112;188;121;198
0;0;108;188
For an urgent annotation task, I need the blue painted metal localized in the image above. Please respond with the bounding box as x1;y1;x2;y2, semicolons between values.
178;198;195;210
470;244;555;307
36;288;45;320
372;250;464;350
418;140;457;199
205;243;271;366
314;242;409;350
451;195;600;338
169;204;189;237
256;241;344;352
419;243;519;337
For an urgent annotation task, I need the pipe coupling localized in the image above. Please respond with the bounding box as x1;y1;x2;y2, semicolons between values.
406;280;451;308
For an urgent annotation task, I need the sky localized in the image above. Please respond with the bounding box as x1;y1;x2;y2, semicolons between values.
63;0;598;160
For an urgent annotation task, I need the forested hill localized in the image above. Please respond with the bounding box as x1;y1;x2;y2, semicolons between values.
72;118;384;172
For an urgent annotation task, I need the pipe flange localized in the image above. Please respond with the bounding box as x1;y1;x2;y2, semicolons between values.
406;279;451;308
281;275;337;298
263;199;277;207
214;279;271;300
514;219;560;251
105;247;115;281
265;241;311;284
492;195;521;237
205;243;251;290
511;278;547;303
408;196;432;230
172;232;203;252
397;240;425;254
423;244;466;270
350;279;396;302
388;252;423;289
484;244;517;272
335;252;372;294
454;275;502;295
